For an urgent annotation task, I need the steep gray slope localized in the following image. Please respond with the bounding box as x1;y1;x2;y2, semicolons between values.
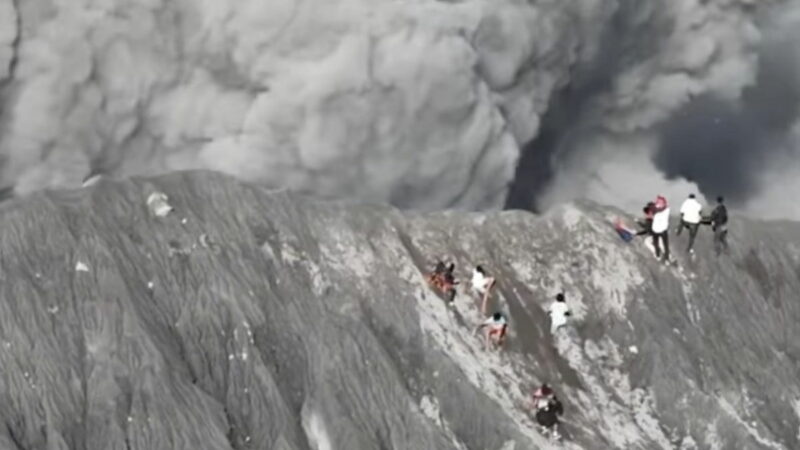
1;171;799;450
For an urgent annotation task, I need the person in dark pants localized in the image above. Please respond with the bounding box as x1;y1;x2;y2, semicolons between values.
677;194;703;254
709;196;729;255
651;195;671;263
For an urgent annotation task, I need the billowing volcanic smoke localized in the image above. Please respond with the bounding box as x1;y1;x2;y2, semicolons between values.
508;0;800;218
0;0;797;217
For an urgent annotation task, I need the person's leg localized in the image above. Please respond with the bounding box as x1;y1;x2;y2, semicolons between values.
552;314;566;333
676;220;684;236
552;423;561;440
474;285;485;308
714;227;723;255
720;227;729;253
446;286;456;303
491;327;505;349
662;230;670;261
480;278;495;316
653;234;662;258
687;223;699;253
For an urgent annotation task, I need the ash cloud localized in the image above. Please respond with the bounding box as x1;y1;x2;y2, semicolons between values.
0;0;798;219
520;0;800;217
655;14;800;207
506;0;669;211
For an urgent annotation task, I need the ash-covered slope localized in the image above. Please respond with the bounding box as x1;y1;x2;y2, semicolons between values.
1;171;800;450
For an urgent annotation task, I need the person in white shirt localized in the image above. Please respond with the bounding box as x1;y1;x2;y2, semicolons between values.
677;193;703;254
549;293;571;333
475;312;508;350
651;195;671;263
471;265;497;316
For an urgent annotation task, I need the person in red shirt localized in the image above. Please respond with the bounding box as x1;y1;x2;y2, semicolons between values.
532;383;555;409
532;383;564;440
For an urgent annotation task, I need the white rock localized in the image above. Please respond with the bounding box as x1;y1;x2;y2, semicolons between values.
146;192;174;217
82;174;103;187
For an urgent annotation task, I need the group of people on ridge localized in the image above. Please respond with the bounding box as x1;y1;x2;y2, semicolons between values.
629;193;729;263
425;260;570;439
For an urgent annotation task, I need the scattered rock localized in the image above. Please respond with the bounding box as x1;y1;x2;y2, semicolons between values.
146;192;174;217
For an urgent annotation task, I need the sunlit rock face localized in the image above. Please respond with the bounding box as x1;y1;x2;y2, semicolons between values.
1;171;799;449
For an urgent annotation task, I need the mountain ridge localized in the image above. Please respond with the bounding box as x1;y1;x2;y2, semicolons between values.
1;170;799;450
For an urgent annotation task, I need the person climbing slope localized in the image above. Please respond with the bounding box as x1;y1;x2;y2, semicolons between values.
475;312;508;350
677;193;703;254
549;293;571;333
426;261;458;303
633;201;658;256
613;218;636;242
532;384;564;440
651;195;671;263
636;202;656;237
709;196;729;255
471;265;497;316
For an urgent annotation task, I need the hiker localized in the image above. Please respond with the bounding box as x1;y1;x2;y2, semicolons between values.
709;196;729;255
471;265;497;316
533;385;564;440
635;202;655;236
475;312;508;350
651;195;671;263
677;193;703;254
614;220;635;242
426;261;458;303
549;293;571;333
